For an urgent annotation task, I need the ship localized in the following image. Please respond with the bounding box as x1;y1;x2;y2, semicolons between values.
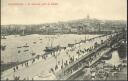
110;38;127;59
1;45;6;51
117;40;127;59
43;36;59;54
101;52;112;60
44;47;58;52
20;29;26;36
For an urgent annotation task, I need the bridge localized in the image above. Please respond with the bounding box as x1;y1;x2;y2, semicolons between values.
55;32;125;80
1;31;125;80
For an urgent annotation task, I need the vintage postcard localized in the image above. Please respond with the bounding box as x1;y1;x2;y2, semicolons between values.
1;0;127;80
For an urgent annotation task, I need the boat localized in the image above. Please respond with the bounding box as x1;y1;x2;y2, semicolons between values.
17;46;22;48
1;45;6;51
118;43;127;59
44;47;56;52
33;42;36;44
23;43;29;47
44;36;59;53
23;45;29;47
112;39;127;59
44;46;60;53
31;53;36;56
101;53;112;60
68;43;75;47
24;50;29;52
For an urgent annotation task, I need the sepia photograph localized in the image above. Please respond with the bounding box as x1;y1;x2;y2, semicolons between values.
1;0;127;80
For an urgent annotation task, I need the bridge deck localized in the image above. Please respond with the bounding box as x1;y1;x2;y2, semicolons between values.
1;32;123;80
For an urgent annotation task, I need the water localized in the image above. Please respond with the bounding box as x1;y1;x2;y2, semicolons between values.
1;34;100;63
105;50;121;66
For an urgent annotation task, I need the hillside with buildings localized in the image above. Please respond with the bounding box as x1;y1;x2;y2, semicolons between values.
1;17;127;35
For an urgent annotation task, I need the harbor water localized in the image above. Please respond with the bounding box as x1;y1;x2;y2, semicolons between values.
1;34;100;63
105;50;121;66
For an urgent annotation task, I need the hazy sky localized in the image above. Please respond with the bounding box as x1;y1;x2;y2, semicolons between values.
1;0;127;25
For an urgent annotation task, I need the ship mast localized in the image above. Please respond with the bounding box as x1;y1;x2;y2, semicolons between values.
85;35;86;42
50;35;56;47
46;37;50;47
23;29;24;35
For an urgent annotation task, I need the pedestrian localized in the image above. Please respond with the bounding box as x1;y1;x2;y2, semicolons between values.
22;63;23;67
17;76;20;80
25;62;28;67
27;77;29;80
27;62;29;67
55;65;58;70
14;76;18;81
32;59;35;63
66;60;68;64
105;72;109;80
6;78;9;81
32;78;34;81
23;78;26;80
16;66;18;70
43;55;46;59
42;56;44;59
25;62;26;67
58;61;60;65
13;67;16;72
51;68;54;72
61;65;63;69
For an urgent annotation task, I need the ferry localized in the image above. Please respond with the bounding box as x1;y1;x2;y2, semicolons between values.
101;53;112;60
1;45;6;51
44;45;61;52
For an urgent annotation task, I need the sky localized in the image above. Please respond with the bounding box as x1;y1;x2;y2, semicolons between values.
1;0;127;25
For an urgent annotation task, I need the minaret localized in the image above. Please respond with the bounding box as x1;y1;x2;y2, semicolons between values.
87;14;90;20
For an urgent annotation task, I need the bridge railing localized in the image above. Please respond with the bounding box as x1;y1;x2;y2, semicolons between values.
55;40;109;79
55;32;124;80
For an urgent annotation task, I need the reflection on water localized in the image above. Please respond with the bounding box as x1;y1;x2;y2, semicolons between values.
105;51;121;66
